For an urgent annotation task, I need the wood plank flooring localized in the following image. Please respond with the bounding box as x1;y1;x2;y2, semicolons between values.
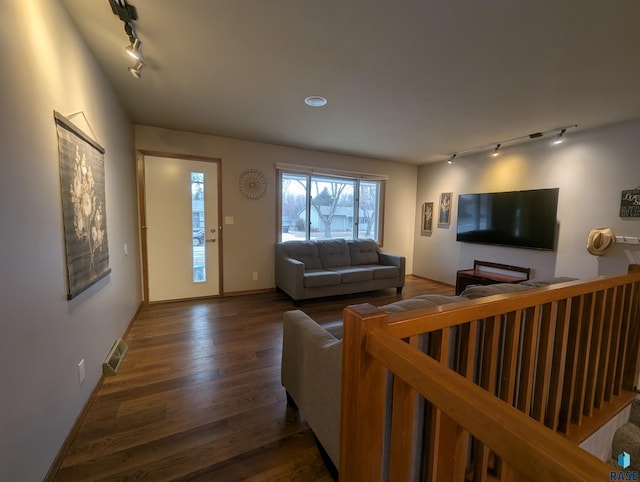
52;276;453;481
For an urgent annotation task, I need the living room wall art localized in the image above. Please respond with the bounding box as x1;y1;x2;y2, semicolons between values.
620;187;640;218
421;202;433;235
438;192;452;226
55;111;111;300
239;169;267;199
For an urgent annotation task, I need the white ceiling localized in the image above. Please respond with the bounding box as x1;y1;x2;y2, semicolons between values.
60;0;640;165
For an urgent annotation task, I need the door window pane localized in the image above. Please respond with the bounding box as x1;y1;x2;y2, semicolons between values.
191;172;206;282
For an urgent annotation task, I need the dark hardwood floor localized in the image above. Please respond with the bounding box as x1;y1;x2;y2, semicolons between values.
52;276;453;481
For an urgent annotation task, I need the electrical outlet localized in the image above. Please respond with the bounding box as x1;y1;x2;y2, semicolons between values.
78;359;85;385
252;272;258;281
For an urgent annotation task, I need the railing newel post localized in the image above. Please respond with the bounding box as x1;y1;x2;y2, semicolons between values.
339;303;389;481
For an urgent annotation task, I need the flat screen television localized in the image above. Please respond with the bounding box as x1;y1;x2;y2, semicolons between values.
456;188;559;250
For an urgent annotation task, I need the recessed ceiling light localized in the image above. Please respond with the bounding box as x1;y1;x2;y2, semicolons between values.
304;96;327;107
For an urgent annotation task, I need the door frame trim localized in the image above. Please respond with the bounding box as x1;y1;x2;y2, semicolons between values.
137;150;224;303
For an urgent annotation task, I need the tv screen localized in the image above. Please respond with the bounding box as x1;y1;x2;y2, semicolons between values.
456;188;559;250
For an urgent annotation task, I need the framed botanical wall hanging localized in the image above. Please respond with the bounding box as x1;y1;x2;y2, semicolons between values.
438;192;452;226
421;202;434;235
55;111;110;299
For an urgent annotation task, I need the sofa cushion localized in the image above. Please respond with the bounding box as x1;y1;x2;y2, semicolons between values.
379;294;463;313
317;239;352;268
368;265;400;280
283;241;322;270
328;266;373;283
519;277;578;287
348;239;379;265
460;283;533;299
322;321;344;340
303;270;341;288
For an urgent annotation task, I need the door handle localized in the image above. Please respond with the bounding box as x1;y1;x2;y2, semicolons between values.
206;238;217;243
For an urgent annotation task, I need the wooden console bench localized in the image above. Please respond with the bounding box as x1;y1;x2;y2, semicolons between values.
455;259;531;295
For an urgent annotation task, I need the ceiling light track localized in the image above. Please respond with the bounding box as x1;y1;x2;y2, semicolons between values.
446;124;577;164
108;0;145;79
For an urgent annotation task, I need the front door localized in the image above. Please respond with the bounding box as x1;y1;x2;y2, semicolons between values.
142;154;221;302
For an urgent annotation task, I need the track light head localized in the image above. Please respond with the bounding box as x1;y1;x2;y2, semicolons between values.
128;60;144;79
126;38;142;60
491;143;501;157
553;128;567;145
447;154;456;165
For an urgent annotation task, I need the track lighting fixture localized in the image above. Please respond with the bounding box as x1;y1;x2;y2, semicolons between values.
125;38;142;60
553;128;567;145
446;125;577;165
109;0;137;23
109;0;145;79
128;60;144;79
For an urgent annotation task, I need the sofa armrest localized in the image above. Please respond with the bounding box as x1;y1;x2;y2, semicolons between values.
275;256;305;300
281;310;342;465
378;252;406;286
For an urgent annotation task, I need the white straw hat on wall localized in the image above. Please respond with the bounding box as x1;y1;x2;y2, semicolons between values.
586;227;616;256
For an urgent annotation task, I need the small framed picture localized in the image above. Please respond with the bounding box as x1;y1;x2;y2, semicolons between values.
421;202;434;235
438;192;452;226
620;188;640;218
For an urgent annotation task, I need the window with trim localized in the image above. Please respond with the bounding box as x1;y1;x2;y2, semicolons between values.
277;168;386;243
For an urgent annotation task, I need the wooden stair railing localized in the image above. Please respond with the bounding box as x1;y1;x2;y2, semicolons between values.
339;268;640;481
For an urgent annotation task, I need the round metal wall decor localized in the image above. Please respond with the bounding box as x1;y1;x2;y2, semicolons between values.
239;169;267;199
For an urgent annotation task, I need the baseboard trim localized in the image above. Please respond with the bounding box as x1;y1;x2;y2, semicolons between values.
409;273;454;287
222;288;277;297
121;301;142;340
44;301;142;481
145;288;277;304
44;374;104;481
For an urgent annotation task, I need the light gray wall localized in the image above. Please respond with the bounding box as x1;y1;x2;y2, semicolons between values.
135;125;418;293
413;120;640;284
0;1;141;480
580;405;631;462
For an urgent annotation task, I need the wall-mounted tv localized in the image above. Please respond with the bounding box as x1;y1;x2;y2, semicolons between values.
456;188;559;250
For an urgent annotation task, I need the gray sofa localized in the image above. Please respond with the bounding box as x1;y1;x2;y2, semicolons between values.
275;238;405;303
280;277;576;470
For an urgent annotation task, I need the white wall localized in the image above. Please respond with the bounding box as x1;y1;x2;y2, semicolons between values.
413;120;640;284
135;125;418;293
0;1;141;480
580;405;632;462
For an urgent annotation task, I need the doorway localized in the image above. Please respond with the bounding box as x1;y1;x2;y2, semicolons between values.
138;152;222;302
